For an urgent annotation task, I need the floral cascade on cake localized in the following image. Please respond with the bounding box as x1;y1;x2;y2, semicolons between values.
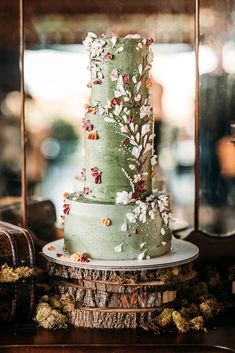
63;32;172;260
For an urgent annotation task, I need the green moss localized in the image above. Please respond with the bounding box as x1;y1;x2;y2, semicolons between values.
172;311;189;333
0;264;32;283
189;316;206;331
199;298;223;320
34;302;68;330
156;308;173;327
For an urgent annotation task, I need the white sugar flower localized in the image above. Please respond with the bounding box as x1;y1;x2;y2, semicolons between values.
140;105;152;119
139;202;148;213
111;36;117;47
126;212;137;223
158;200;165;213
139;213;147;223
162;212;169;225
161;227;165;236
149;209;155;219
116;191;133;205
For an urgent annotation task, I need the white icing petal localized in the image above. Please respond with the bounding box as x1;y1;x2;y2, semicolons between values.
129;164;136;170
145;143;152;152
129;122;135;132
125;34;140;39
142;124;150;136
151;155;158;165
140;242;147;250
114;243;123;252
120;124;128;133
121;222;128;232
134;94;141;102
138;249;146;260
139;213;147;223
132;146;142;159
161;241;167;246
161;228;166;236
129;139;138;146
136;81;141;93
122;115;129;123
110;68;118;81
138;64;143;75
132;76;137;84
114;90;123;98
144;64;152;72
116;46;124;53
111;36;117;47
104;117;116;123
136;132;140;143
126;212;137;223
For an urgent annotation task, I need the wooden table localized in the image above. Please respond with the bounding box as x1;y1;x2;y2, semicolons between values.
0;310;234;353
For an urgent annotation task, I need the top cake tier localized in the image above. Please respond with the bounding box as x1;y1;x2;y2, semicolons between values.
86;35;152;107
82;33;156;203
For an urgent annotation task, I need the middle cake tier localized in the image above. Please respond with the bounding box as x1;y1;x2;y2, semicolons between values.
83;111;152;202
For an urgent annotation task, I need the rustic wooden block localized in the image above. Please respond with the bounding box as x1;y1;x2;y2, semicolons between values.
66;307;164;329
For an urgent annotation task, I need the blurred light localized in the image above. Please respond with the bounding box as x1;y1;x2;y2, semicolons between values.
159;147;177;170
1;91;21;117
40;137;61;159
222;41;235;74
174;139;195;166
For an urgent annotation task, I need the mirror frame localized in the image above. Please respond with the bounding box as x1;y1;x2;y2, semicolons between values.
18;0;235;261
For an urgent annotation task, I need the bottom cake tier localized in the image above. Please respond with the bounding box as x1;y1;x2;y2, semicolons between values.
63;193;171;260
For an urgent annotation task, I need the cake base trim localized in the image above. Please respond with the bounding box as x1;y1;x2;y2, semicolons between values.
43;239;199;271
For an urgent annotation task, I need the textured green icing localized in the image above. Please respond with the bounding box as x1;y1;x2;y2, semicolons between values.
83;37;153;202
91;38;149;106
64;195;171;260
84;112;152;201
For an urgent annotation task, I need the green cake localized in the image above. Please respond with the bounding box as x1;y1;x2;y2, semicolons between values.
63;33;172;260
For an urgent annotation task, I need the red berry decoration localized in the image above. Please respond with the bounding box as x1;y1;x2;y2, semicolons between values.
111;97;121;106
91;167;102;184
123;74;130;84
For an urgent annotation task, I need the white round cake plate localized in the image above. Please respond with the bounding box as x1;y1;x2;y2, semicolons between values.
42;239;199;271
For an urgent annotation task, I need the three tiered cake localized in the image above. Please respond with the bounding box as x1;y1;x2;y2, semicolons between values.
63;33;172;260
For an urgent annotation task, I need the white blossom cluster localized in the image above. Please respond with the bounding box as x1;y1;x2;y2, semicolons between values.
118;192;171;233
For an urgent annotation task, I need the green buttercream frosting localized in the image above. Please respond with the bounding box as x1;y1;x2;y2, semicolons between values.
63;33;172;260
83;35;154;202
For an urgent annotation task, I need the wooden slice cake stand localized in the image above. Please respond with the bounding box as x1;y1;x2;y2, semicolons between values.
43;239;199;329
